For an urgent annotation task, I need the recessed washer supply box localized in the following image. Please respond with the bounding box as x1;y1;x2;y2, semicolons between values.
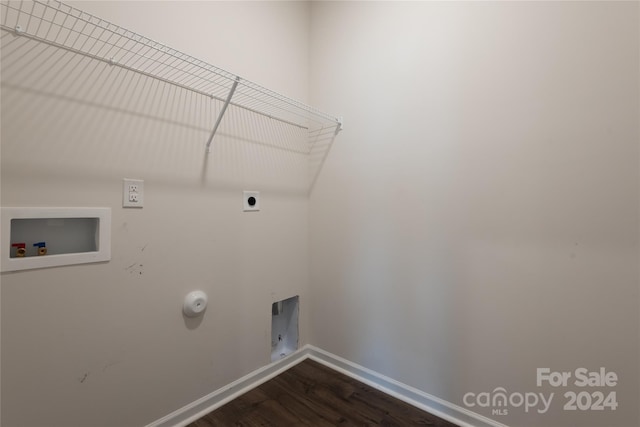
1;207;111;272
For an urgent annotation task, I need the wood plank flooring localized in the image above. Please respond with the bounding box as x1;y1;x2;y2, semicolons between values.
188;359;459;427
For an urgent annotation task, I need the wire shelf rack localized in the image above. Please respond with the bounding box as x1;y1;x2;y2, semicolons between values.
0;0;342;151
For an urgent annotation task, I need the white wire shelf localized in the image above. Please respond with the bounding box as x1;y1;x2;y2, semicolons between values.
0;0;342;151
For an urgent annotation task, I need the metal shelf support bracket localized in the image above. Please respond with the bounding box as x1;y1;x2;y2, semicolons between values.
206;77;240;153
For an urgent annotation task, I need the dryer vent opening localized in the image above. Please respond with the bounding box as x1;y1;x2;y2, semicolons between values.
271;296;299;361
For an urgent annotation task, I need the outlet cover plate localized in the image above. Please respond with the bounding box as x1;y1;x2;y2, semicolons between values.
243;191;260;212
123;179;144;208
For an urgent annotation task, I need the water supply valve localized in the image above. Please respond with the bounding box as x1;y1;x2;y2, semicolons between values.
11;243;26;257
33;241;47;256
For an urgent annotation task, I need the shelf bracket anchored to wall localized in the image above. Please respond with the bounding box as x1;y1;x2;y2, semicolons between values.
205;77;240;153
0;0;342;172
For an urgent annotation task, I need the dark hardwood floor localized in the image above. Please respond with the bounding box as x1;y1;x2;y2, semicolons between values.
188;359;459;426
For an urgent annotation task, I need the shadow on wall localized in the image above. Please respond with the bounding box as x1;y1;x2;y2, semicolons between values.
0;29;337;195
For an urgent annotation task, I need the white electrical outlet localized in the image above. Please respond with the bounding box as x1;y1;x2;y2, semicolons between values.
123;179;144;208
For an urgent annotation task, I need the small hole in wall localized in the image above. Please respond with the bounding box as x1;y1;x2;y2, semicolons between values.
271;296;299;362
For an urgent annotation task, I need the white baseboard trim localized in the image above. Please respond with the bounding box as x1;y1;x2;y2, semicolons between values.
145;348;309;427
146;344;507;427
306;345;508;427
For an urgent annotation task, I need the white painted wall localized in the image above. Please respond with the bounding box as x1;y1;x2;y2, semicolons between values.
1;1;311;426
2;2;639;427
308;2;639;427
